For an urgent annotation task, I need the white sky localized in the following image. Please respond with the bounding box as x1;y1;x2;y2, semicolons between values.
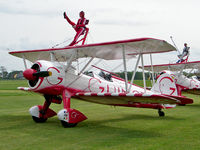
0;0;200;72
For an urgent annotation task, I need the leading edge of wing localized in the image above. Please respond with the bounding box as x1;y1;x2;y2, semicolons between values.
75;92;181;104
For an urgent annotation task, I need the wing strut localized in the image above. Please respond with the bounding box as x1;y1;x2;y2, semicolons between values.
78;57;94;75
22;54;27;69
178;64;185;77
50;52;55;61
128;54;141;92
65;50;76;72
186;68;194;78
141;54;146;93
150;54;155;85
122;45;128;92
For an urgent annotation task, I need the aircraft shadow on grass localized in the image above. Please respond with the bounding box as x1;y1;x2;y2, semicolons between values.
86;113;183;124
0;113;184;140
0;115;161;139
184;104;200;109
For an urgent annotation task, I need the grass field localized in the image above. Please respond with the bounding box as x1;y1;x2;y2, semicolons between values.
0;80;200;150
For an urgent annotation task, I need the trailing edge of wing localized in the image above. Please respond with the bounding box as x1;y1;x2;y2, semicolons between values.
75;92;180;105
9;38;176;62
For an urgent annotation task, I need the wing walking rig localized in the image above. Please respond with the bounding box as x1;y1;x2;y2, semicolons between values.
9;37;193;127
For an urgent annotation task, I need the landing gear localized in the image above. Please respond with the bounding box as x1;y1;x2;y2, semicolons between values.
29;95;57;124
178;104;186;106
158;109;165;117
61;120;77;128
57;90;87;128
32;116;47;123
30;91;87;128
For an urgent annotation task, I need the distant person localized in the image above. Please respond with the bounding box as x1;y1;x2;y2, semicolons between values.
177;43;190;63
64;11;88;46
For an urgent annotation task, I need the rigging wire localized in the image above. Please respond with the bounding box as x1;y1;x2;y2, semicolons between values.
51;37;73;48
170;36;181;55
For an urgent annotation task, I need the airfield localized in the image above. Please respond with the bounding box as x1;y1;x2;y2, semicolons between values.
0;80;200;150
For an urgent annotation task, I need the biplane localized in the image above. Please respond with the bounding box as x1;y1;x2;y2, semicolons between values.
142;60;200;96
9;37;194;128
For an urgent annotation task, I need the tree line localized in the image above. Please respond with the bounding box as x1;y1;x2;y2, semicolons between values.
0;66;23;80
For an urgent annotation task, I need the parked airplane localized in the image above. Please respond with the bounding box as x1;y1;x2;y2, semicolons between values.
9;35;193;127
142;60;200;96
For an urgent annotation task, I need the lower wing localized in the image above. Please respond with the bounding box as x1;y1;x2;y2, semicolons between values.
75;92;193;108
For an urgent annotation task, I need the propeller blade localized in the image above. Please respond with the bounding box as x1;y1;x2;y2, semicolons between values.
33;71;52;77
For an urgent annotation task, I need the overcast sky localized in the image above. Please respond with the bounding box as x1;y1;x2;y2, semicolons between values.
0;0;200;72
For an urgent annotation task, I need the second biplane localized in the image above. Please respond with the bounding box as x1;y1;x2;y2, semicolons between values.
142;60;200;96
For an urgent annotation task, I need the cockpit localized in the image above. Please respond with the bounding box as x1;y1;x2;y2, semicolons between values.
84;71;94;77
84;70;113;82
98;71;113;82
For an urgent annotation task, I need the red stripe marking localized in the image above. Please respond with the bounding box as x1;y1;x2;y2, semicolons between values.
91;93;98;96
104;93;111;96
119;93;126;96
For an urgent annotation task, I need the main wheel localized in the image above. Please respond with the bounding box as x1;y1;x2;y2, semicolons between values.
61;120;77;128
32;116;47;123
178;104;186;106
158;110;165;117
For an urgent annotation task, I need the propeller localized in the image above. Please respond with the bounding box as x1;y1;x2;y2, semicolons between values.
23;69;52;81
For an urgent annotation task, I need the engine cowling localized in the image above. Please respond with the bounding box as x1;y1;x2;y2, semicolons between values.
23;60;65;94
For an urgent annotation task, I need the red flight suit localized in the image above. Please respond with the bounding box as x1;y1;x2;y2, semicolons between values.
64;13;87;46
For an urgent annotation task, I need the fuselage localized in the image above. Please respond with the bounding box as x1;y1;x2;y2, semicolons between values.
154;70;200;95
28;60;152;97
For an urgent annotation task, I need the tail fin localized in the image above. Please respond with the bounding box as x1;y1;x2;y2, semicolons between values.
151;71;178;96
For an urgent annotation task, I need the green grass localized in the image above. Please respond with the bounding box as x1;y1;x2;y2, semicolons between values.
0;80;200;150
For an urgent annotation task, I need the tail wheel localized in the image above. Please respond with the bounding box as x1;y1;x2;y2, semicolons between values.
32;116;47;123
158;110;165;117
178;104;186;106
61;121;77;128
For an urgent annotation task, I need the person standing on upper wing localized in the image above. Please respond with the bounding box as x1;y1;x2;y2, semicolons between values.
177;43;190;63
64;11;88;46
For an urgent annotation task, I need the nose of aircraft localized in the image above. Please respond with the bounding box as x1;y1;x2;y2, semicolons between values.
23;69;37;80
23;69;52;81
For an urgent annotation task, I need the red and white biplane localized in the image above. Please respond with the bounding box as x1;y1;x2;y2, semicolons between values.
9;36;193;127
143;60;200;96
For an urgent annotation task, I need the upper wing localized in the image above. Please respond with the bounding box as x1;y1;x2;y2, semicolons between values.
9;38;176;62
141;61;200;72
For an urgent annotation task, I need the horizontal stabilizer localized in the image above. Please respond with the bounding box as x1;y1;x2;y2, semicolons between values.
183;88;200;95
164;95;193;104
18;87;31;91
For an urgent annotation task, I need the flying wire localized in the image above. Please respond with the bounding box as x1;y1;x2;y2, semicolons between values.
170;36;181;55
51;37;73;48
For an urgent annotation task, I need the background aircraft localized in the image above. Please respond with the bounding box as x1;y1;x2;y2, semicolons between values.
142;61;200;97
